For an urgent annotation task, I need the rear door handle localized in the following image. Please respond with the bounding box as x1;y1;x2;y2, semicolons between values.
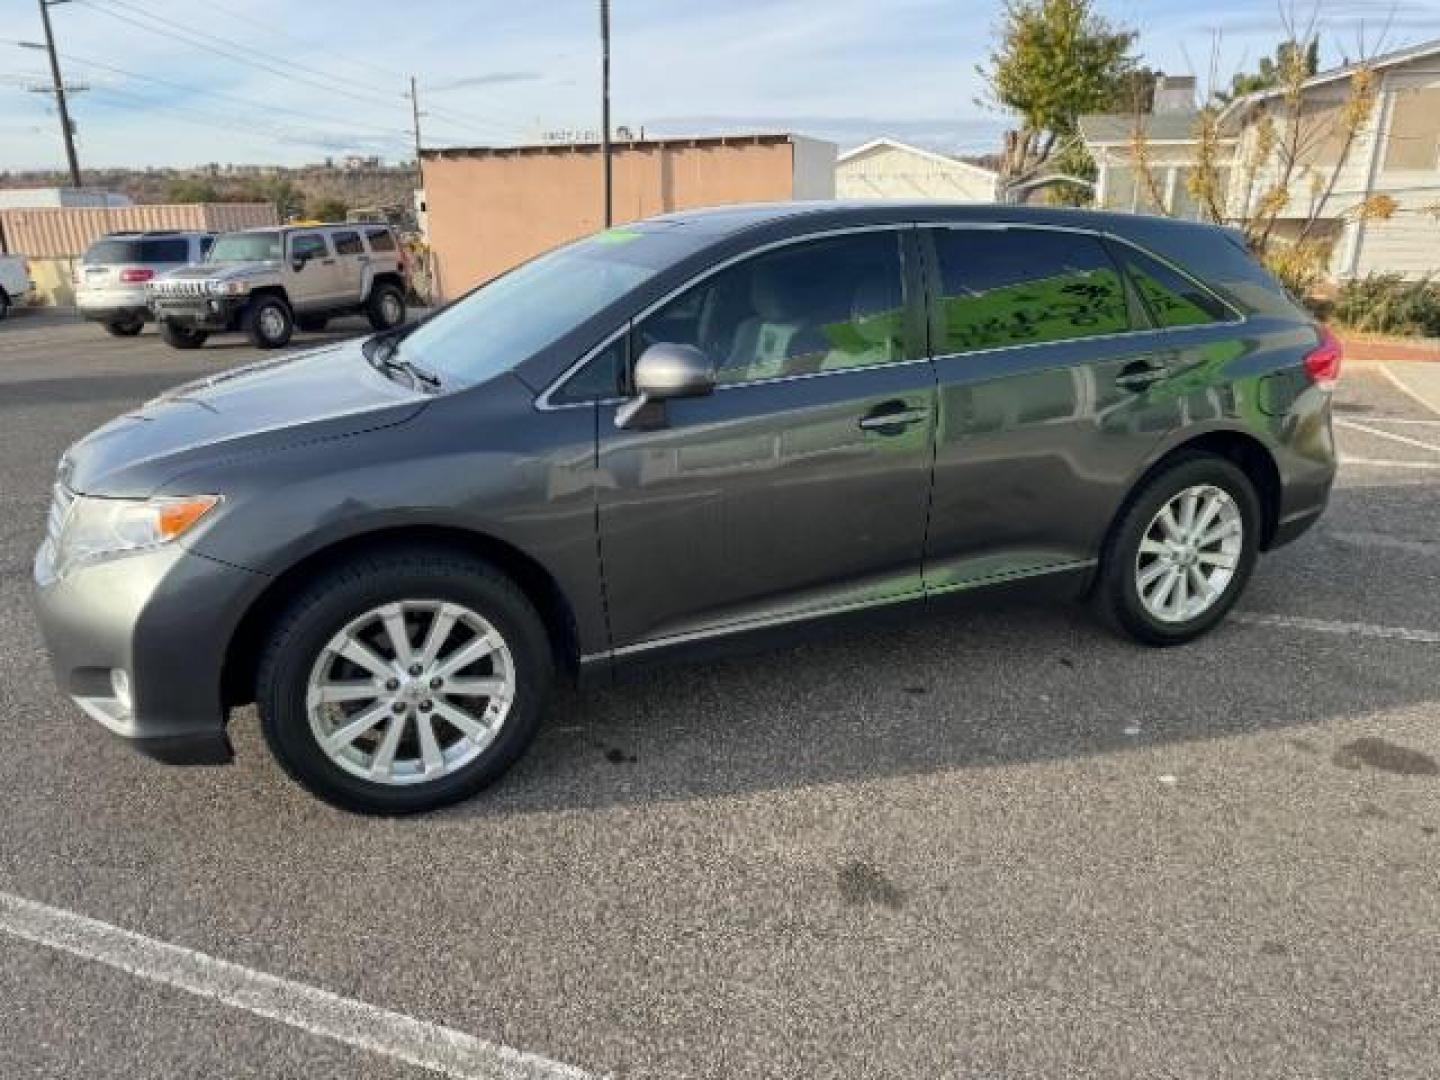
1115;360;1169;391
859;402;929;432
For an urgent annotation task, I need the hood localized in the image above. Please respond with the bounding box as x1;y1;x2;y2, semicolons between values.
62;338;429;497
158;261;274;283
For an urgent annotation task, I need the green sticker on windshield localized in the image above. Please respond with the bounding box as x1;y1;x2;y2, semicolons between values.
593;228;642;245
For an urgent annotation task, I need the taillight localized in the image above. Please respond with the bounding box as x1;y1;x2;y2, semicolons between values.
120;267;154;283
1304;325;1342;391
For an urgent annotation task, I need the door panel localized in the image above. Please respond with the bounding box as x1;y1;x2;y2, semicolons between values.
597;363;936;647
594;228;936;650
922;226;1178;590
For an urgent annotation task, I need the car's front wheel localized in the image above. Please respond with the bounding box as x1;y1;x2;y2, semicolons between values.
256;549;552;814
160;322;208;349
366;282;406;331
1092;454;1260;646
244;295;294;349
103;318;144;337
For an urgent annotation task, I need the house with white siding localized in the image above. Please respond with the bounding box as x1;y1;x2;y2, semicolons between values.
1079;39;1440;280
836;138;999;202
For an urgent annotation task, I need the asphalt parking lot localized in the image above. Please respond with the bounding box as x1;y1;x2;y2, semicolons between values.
2;309;1439;1079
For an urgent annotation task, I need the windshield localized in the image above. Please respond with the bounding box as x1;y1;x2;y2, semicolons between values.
207;231;281;263
394;226;697;388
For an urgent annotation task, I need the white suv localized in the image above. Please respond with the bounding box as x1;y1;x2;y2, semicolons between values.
76;231;214;336
148;223;409;350
0;253;36;321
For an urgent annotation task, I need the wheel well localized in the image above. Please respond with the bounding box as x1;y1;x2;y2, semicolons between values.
221;526;580;708
247;286;290;309
1136;431;1282;548
369;272;404;296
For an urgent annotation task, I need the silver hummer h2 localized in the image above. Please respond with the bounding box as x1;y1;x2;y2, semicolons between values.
147;223;409;350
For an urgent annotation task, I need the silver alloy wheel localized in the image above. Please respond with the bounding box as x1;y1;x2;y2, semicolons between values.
1134;483;1243;624
380;291;402;325
259;304;287;341
305;600;516;785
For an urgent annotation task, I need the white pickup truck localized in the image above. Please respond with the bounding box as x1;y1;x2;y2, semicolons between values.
0;254;34;321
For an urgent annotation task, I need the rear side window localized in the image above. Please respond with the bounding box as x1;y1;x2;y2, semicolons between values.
931;228;1130;354
83;237;191;264
1117;246;1233;328
332;231;363;255
365;228;397;252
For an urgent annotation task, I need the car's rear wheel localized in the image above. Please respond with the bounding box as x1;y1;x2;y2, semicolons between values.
160;322;208;349
244;295;294;349
1092;454;1260;646
103;318;144;337
366;282;406;331
256;549;552;814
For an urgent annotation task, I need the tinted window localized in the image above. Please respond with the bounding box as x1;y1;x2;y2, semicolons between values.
552;340;623;404
199;236;215;256
333;231;363;255
83;237;190;264
636;231;907;386
290;233;328;259
1119;246;1232;328
932;228;1130;354
365;228;397;252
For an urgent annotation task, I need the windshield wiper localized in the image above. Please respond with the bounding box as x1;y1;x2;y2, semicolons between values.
363;333;441;392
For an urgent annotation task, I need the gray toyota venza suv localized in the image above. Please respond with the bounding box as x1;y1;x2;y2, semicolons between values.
34;203;1339;814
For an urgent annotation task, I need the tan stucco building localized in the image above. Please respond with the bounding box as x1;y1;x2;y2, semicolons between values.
419;133;836;299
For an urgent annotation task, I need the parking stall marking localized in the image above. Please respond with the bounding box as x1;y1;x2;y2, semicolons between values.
0;890;598;1080
1335;418;1440;456
1233;611;1440;645
1375;364;1440;418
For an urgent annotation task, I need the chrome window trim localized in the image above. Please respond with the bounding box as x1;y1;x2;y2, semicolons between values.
535;219;1248;411
535;223;915;411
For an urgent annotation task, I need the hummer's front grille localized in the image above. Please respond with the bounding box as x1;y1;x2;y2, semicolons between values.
150;280;210;298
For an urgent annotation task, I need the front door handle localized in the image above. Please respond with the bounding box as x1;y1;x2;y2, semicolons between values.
859;401;929;433
1115;359;1169;391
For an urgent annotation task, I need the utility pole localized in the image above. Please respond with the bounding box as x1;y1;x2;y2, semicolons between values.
37;0;82;188
408;75;424;187
599;0;612;227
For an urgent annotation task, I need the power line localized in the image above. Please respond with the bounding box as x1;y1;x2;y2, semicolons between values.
78;0;528;142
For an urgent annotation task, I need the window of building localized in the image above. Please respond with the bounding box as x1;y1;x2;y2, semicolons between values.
1384;86;1440;172
931;228;1131;354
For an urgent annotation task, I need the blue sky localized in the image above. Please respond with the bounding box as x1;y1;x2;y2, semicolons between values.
3;0;1437;171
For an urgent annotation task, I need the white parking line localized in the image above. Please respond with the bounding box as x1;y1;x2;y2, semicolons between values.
1335;418;1440;455
1232;611;1440;645
1378;364;1440;418
1341;455;1440;470
0;891;596;1080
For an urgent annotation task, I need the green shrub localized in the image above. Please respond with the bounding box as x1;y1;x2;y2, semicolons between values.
1332;273;1440;337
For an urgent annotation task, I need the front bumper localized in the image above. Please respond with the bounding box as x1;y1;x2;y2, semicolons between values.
149;296;245;331
32;541;264;766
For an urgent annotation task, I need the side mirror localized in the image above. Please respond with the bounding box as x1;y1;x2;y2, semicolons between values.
616;343;715;429
291;253;309;272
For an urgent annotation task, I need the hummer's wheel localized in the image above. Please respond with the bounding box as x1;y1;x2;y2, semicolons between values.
244;295;294;349
366;283;406;331
160;322;208;349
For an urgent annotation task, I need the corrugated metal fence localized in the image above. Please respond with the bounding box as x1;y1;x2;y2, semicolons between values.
0;203;278;257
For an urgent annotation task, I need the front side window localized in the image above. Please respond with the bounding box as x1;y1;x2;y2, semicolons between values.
1119;246;1231;328
208;231;282;263
290;233;328;260
635;231;908;386
333;231;363;255
932;228;1130;354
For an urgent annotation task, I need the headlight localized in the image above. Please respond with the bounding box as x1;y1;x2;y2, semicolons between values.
54;494;219;574
208;280;251;296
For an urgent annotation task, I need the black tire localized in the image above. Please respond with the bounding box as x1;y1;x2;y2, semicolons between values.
160;322;208;349
243;294;294;349
296;314;330;332
256;548;553;815
366;282;406;331
1091;453;1261;646
103;319;144;337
